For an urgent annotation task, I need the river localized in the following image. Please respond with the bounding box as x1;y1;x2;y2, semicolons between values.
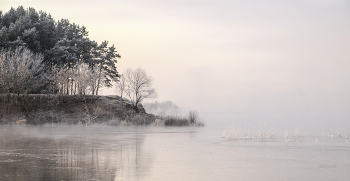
0;123;349;181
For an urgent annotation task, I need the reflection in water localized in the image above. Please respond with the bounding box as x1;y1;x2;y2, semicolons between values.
0;125;153;181
0;125;349;181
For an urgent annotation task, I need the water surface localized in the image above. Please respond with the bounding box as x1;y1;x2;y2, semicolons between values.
0;125;349;181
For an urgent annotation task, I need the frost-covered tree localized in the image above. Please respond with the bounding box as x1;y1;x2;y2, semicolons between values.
89;64;106;95
45;62;95;96
124;67;157;113
45;65;67;95
75;63;95;95
115;74;127;105
0;47;46;94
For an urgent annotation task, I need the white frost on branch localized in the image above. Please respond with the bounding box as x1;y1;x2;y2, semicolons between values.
0;47;45;94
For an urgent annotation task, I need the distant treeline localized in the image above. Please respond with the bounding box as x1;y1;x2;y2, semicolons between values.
0;6;120;95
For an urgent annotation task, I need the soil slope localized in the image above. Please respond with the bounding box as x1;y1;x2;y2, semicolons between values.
0;94;155;125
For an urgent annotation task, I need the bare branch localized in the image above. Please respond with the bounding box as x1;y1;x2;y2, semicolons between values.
122;67;157;112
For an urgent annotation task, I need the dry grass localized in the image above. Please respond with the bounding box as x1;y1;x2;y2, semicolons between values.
283;125;305;142
222;124;276;140
222;124;349;144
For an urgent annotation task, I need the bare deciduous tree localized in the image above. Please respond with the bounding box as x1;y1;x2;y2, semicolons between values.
90;65;107;95
123;67;157;113
46;62;100;96
45;65;70;95
115;74;127;106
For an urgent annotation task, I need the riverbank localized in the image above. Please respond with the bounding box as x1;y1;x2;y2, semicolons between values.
0;94;204;126
0;94;155;125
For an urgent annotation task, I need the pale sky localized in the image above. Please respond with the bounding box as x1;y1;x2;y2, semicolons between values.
1;0;350;129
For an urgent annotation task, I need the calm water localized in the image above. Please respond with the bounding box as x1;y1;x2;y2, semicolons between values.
0;124;349;181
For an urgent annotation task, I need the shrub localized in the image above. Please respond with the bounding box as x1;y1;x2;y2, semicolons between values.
164;116;189;126
188;110;199;124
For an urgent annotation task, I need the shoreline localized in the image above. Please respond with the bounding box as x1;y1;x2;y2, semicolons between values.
0;94;204;126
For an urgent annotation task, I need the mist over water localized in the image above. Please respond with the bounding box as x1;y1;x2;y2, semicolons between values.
200;112;350;134
0;125;152;180
143;100;350;133
1;124;349;181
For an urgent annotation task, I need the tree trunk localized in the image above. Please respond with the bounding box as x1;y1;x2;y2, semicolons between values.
96;85;99;95
74;82;77;95
70;80;73;95
133;105;139;113
92;80;95;95
66;79;69;95
96;66;103;95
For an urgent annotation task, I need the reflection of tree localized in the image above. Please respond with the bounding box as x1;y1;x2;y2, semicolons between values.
0;126;154;181
114;132;155;181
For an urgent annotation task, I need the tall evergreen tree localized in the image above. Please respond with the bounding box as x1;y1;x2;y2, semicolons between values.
90;41;120;95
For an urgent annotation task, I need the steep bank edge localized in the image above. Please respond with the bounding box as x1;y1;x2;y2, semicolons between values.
0;94;155;125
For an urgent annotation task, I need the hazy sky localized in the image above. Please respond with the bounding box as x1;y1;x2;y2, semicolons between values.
1;0;350;128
